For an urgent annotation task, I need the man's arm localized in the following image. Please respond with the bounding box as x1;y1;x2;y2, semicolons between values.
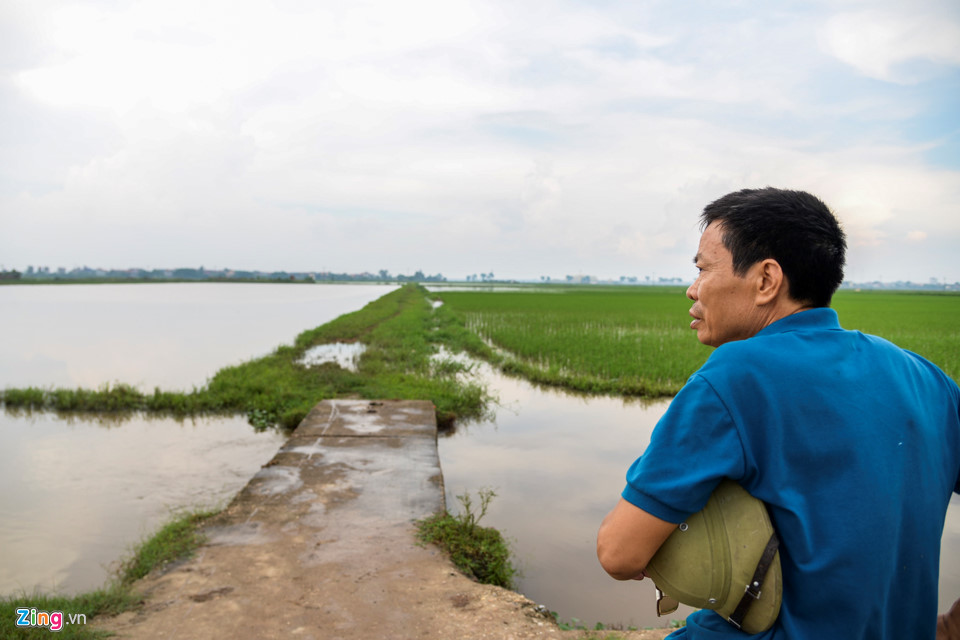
597;498;678;581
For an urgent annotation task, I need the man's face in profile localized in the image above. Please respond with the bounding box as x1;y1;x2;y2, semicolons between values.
686;222;765;347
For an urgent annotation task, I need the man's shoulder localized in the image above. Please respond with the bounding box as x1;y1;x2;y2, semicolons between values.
698;321;958;397
848;329;957;388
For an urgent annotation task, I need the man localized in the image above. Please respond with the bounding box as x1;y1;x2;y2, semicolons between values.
597;188;960;638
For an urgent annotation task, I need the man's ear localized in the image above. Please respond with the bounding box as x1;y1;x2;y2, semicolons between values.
755;258;785;305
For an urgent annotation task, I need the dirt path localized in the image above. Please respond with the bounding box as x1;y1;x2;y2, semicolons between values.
94;400;671;640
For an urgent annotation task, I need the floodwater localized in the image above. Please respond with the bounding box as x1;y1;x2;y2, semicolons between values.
436;365;695;627
0;283;395;596
435;360;960;626
298;342;367;372
1;411;289;595
1;283;957;627
0;282;396;390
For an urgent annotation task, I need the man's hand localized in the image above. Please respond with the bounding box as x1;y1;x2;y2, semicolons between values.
596;498;678;581
938;597;960;640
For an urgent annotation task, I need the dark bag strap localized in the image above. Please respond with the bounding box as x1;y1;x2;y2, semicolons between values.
727;531;780;630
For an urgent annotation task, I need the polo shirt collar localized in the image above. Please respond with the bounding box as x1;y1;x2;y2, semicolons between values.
755;307;841;338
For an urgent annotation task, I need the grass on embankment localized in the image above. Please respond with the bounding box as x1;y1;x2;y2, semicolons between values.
0;509;218;640
0;284;492;430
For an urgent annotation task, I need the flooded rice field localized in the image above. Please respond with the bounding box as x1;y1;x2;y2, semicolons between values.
0;282;397;391
1;283;957;627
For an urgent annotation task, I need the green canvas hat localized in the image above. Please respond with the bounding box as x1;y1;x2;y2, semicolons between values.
644;479;782;633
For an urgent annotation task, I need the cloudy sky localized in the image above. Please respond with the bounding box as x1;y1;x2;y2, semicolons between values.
2;0;958;282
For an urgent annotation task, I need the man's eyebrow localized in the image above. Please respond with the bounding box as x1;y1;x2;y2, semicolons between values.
692;253;701;265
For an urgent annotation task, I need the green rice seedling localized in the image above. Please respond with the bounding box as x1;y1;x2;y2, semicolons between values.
436;286;706;396
436;286;959;396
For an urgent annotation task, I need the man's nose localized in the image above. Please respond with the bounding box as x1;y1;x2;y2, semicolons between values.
686;280;698;301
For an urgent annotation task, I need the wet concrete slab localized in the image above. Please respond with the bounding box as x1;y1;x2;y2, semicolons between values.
297;398;438;438
226;399;445;527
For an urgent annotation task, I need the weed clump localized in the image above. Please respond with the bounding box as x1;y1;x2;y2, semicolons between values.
416;489;516;589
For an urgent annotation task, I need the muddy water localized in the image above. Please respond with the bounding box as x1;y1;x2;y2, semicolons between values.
438;364;692;627
0;282;397;390
1;411;288;595
0;283;395;596
438;361;960;628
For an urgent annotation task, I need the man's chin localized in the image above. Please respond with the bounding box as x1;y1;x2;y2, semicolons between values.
695;331;720;348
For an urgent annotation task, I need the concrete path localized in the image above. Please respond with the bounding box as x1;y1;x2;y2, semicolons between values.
94;399;671;640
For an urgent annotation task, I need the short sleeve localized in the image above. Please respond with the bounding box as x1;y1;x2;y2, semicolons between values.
622;374;746;523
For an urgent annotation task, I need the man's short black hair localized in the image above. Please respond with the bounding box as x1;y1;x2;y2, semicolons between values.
701;187;846;307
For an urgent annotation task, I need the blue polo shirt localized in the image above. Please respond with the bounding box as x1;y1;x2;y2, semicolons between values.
623;308;960;639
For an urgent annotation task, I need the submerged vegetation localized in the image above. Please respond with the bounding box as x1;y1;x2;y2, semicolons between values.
0;508;217;640
1;284;491;430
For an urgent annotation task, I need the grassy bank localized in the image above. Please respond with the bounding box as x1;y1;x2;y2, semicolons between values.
0;509;217;640
433;286;960;397
416;489;517;589
1;284;491;430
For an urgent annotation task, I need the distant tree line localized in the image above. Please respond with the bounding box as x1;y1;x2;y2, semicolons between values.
5;265;446;283
465;272;495;282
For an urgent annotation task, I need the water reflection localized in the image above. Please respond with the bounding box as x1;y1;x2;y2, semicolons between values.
439;362;960;627
298;342;367;372
438;363;695;628
0;412;286;596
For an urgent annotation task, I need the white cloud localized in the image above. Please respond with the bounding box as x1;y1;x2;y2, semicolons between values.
821;7;960;83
